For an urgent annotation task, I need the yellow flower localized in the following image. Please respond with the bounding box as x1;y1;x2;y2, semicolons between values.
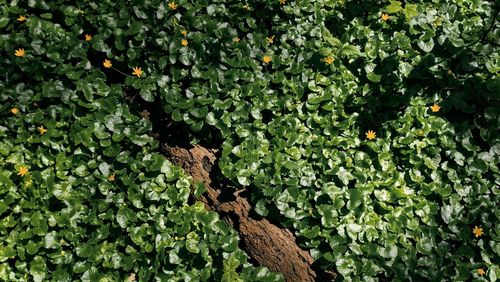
11;108;19;115
324;56;335;65
168;2;177;10
15;48;25;57
107;173;115;181
243;3;250;10
381;13;390;21
473;226;483;238
477;268;486;276
234;37;241;42
85;34;92;41
37;125;47;135
266;35;275;44
279;0;286;4
18;15;27;22
181;30;188;36
103;59;112;68
132;67;143;77
17;166;28;177
365;130;376;140
181;39;188;46
263;55;272;63
60;250;66;256
430;104;441;112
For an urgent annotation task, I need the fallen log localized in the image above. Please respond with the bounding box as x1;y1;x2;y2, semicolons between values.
163;144;336;282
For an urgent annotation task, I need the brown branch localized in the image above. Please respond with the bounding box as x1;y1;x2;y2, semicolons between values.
163;144;336;282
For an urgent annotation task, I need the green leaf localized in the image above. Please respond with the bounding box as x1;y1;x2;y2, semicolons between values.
206;112;217;126
29;256;47;282
99;162;111;175
403;4;418;19
489;265;499;282
386;0;403;13
254;199;269;216
224;253;241;272
342;44;362;58
440;205;453;224
0;245;16;262
44;231;57;249
127;21;142;35
40;13;52;19
469;158;488;173
0;16;9;29
348;189;362;210
194;182;206;197
418;38;435;53
147;154;165;172
179;54;190;66
416;239;432;255
237;176;250;186
140;89;155;102
336;167;354;186
185;232;200;254
116;207;129;228
285;147;301;160
367;72;382;83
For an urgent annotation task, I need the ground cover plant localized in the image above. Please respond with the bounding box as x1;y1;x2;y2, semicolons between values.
1;0;499;281
0;68;281;282
0;68;282;282
0;3;283;280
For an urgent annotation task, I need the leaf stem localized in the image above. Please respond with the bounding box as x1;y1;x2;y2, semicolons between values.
112;66;133;78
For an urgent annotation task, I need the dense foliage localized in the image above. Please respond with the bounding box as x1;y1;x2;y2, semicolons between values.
0;3;284;280
0;74;281;281
1;0;499;281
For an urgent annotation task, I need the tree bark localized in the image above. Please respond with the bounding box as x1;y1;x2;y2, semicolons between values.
163;144;336;282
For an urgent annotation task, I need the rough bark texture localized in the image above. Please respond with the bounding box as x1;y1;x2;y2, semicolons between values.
163;144;336;282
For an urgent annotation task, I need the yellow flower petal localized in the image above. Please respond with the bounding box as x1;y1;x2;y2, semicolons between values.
477;268;486;276
430;104;441;112
103;59;112;68
85;34;92;41
472;226;483;238
17;166;28;177
323;56;335;65
263;55;272;63
181;39;188;46
365;130;376;140
381;13;390;21
18;15;27;22
266;35;275;44
132;67;143;77
37;126;47;135
168;2;177;10
15;48;25;57
11;108;19;115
